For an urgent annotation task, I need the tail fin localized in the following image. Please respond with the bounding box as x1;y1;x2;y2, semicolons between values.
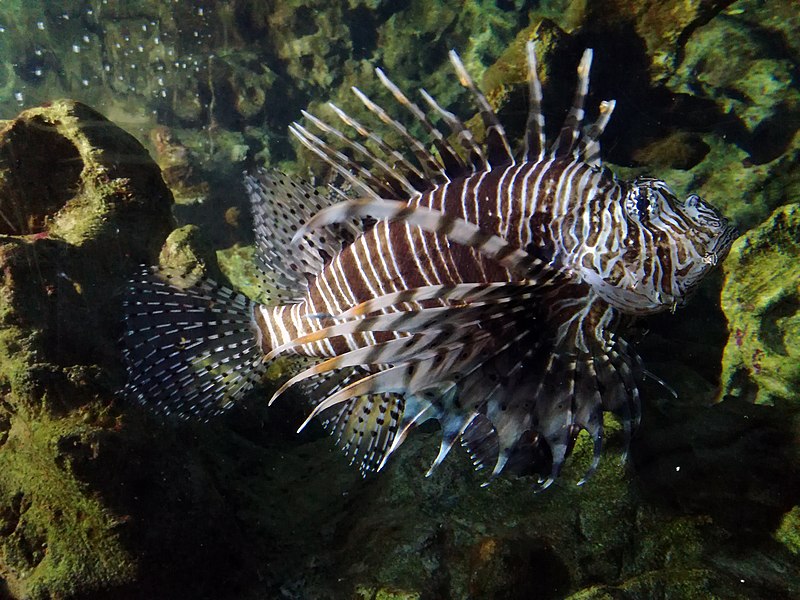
121;267;266;420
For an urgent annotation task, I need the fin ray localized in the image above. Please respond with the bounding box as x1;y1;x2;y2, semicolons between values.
122;268;264;420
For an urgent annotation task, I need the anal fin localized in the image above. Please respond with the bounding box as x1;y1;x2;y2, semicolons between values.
321;392;405;476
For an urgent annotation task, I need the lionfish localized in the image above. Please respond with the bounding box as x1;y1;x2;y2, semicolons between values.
122;42;736;489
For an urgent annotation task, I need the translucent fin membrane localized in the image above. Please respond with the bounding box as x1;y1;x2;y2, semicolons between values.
121;268;265;420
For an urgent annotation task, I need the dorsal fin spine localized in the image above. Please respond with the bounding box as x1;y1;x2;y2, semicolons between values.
350;86;444;181
375;68;467;179
289;122;385;200
524;41;546;162
418;88;488;172
326;101;427;182
552;48;593;158
448;49;515;168
301;108;419;197
579;99;615;166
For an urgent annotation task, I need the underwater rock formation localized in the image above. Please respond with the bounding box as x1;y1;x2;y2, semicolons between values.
720;203;800;405
581;0;736;82
0;99;172;597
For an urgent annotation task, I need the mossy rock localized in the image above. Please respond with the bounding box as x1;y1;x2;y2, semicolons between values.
776;506;800;556
582;0;734;83
719;203;800;405
0;100;174;597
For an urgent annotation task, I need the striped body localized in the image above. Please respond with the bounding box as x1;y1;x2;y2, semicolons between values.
258;159;618;355
123;42;736;487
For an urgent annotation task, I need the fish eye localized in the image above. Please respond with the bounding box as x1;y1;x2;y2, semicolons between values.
624;190;641;218
625;186;661;221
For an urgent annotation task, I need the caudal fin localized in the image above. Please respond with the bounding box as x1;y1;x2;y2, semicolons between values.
121;267;266;420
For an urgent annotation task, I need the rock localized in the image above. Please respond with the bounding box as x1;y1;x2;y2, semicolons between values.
655;0;800;231
0;99;173;367
149;125;210;206
581;0;735;83
719;203;800;405
668;2;800;148
776;506;800;556
207;51;278;125
0;99;172;598
631;131;710;170
158;224;220;285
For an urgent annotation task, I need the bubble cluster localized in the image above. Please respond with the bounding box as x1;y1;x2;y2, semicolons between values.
0;3;236;130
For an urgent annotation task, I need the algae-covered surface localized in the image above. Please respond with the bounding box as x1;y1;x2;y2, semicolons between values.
0;1;799;599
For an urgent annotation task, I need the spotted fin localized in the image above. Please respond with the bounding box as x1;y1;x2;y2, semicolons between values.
244;169;362;303
121;267;265;420
320;392;404;476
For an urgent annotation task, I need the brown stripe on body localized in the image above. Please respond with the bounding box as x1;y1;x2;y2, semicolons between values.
264;159;617;358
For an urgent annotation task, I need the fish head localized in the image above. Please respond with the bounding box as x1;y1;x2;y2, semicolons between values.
588;177;737;315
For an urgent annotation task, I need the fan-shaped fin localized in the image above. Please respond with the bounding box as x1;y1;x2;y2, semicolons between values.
266;297;530;362
461;415;499;473
320;393;404;476
424;385;479;476
244;169;362;303
573;355;605;485
122;268;265;420
338;280;539;320
379;393;438;470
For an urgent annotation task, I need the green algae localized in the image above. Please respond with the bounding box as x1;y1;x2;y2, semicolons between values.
216;244;270;304
159;224;220;285
720;203;800;404
776;506;800;555
354;588;421;600
0;99;174;598
0;407;135;599
0;321;134;599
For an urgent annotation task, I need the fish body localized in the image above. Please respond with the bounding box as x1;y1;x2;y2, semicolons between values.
123;43;736;487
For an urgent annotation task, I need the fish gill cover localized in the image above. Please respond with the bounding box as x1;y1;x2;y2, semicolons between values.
0;1;798;599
